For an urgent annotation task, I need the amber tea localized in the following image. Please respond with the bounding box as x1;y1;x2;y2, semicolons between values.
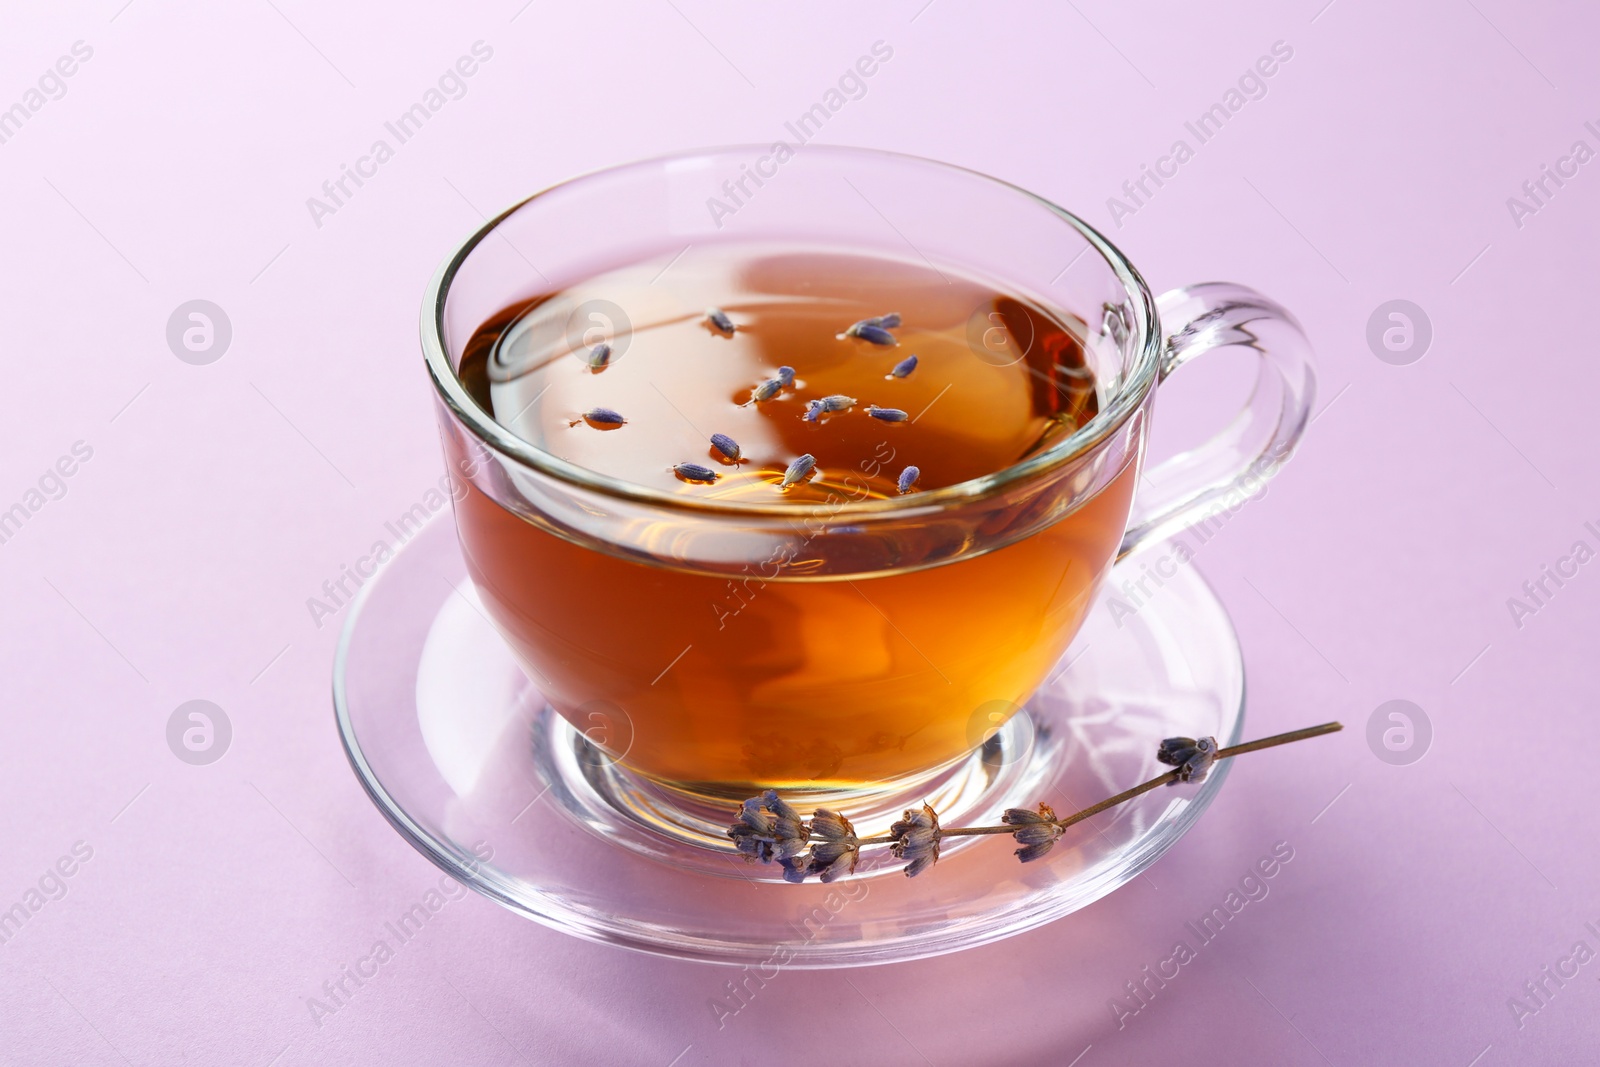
447;247;1137;792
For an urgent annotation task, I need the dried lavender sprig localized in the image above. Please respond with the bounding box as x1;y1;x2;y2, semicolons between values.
889;354;918;378
706;307;736;335
674;462;719;483
867;405;909;422
727;722;1343;880
710;433;742;462
578;407;626;427
781;454;816;487
897;466;920;494
859;723;1346;844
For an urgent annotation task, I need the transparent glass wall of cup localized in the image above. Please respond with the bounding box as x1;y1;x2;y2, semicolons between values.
424;146;1314;801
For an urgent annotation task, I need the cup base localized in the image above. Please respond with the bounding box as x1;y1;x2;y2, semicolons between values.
535;702;1057;878
335;515;1245;967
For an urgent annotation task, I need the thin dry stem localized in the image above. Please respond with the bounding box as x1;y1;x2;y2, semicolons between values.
851;722;1343;847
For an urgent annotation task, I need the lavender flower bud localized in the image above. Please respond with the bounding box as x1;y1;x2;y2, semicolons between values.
847;313;901;336
706;307;736;335
585;342;612;370
674;462;720;484
710;433;742;461
889;354;918;378
727;790;809;864
751;378;784;403
781;454;816;487
867;405;909;422
846;323;897;346
1002;804;1064;863
889;803;943;877
897;466;920;494
777;365;796;387
581;407;625;427
787;809;861;884
1157;736;1219;784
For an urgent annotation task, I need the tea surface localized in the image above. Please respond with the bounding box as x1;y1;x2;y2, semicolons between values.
457;247;1097;501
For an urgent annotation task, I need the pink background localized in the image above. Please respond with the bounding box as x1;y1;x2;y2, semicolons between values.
3;1;1596;1063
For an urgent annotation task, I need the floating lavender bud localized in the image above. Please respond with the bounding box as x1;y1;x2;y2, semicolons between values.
803;394;854;422
846;323;897;346
585;342;612;370
777;365;795;387
706;307;736;335
867;405;909;422
580;407;626;427
781;454;816;487
890;354;918;378
674;462;719;483
847;312;901;336
751;378;783;403
897;466;920;494
710;433;742;461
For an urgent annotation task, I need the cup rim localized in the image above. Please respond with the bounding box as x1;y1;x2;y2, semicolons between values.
421;144;1161;518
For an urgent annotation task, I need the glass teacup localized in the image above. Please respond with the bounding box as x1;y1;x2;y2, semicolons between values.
423;146;1314;805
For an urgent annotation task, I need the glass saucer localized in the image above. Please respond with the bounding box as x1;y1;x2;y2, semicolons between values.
333;516;1244;968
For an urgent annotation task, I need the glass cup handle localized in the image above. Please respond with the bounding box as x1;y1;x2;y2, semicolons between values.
1118;282;1317;559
